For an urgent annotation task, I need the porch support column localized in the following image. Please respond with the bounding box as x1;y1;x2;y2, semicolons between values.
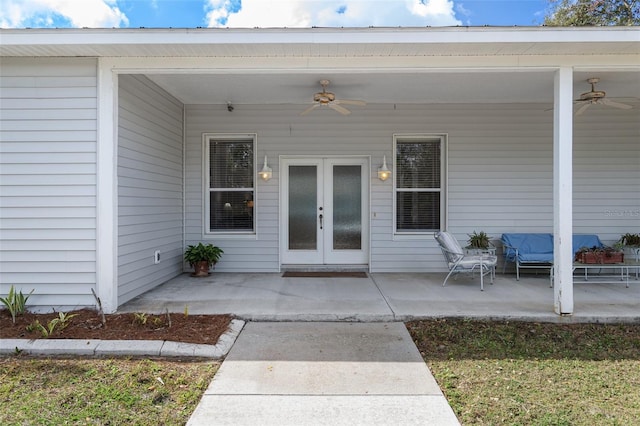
553;67;574;315
96;59;118;313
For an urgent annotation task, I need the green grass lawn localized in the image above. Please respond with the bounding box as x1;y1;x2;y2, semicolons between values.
407;320;640;425
0;358;218;425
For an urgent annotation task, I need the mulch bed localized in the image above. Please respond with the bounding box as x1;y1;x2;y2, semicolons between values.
0;309;232;346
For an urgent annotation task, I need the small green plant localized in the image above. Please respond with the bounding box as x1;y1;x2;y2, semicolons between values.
183;305;189;318
619;233;640;248
56;311;78;329
0;285;34;324
27;320;47;336
184;243;224;268
467;231;490;249
27;312;78;338
133;312;148;325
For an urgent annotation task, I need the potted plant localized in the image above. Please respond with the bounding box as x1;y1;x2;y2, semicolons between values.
466;231;491;250
184;243;224;277
618;232;640;261
575;245;624;264
464;231;495;255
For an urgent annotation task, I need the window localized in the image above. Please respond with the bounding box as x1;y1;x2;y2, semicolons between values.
394;135;446;233
204;134;255;234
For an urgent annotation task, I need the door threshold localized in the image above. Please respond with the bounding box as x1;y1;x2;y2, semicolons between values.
281;264;369;273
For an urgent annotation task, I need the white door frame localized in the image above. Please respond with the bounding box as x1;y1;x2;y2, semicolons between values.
280;156;370;266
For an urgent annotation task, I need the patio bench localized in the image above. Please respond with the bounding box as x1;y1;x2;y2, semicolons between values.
501;233;603;280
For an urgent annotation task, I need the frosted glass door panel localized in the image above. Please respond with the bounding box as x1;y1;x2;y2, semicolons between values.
332;165;362;250
281;157;368;266
288;165;317;250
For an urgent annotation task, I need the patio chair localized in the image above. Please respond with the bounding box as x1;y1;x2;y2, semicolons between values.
434;231;497;291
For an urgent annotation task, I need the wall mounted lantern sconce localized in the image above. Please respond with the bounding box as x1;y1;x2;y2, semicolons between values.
377;155;391;181
258;155;273;181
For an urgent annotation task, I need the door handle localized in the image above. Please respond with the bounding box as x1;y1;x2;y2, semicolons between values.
319;214;323;230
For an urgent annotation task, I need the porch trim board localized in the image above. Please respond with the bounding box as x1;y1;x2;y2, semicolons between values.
553;67;574;315
97;58;118;313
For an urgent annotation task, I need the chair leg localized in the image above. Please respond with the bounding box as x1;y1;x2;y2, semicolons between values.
516;263;520;280
442;269;456;287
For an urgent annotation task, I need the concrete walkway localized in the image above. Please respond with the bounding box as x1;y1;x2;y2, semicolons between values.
187;322;460;426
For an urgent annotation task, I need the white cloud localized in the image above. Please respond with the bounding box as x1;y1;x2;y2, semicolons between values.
0;0;128;28
455;1;471;25
205;0;462;28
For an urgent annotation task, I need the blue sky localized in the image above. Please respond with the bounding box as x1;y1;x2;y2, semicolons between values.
1;0;550;29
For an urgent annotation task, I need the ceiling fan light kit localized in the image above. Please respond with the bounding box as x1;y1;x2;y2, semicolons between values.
574;77;633;116
301;79;366;116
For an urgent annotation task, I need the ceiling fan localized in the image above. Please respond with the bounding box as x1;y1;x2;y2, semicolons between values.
300;79;366;115
575;77;632;116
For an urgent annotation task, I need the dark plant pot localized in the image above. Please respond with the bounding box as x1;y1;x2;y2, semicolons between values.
192;261;211;277
576;251;624;264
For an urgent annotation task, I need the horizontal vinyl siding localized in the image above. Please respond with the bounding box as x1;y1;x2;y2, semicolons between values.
184;103;639;273
117;75;184;305
573;109;640;245
0;58;98;308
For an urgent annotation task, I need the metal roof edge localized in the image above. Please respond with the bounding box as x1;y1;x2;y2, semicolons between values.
1;26;638;46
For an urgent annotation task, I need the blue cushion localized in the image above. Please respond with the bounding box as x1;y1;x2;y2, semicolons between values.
502;233;604;264
502;233;553;261
572;234;603;254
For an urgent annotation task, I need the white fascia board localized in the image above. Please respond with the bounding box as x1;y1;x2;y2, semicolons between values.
98;54;640;75
1;26;638;47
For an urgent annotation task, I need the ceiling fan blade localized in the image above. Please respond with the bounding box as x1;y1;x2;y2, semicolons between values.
328;103;351;115
334;99;366;106
602;99;632;110
300;104;320;116
575;103;591;116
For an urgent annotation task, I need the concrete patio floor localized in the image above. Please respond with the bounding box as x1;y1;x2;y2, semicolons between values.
119;272;640;323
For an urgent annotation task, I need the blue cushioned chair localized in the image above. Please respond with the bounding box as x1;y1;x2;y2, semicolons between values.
502;233;604;281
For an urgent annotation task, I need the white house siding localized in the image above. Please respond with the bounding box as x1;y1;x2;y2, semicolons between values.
0;58;98;308
573;108;640;246
117;75;184;305
182;102;639;273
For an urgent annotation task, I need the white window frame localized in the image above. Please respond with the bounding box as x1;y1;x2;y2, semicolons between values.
393;134;447;236
203;133;257;237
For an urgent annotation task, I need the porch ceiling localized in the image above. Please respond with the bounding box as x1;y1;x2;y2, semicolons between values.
146;70;640;106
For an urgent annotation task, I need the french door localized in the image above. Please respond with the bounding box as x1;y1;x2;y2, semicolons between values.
281;157;369;265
